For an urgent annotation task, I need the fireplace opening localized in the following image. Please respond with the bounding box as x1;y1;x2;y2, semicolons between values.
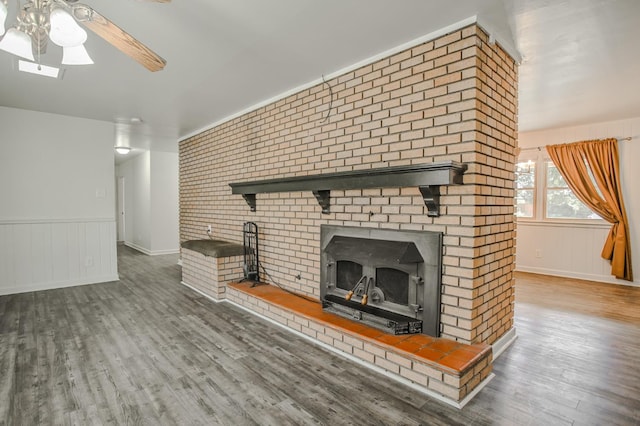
321;226;442;337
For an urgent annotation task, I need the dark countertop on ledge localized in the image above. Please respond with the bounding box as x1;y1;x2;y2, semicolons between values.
181;239;245;258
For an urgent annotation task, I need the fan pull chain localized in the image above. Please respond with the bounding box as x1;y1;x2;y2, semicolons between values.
36;10;41;70
37;31;41;70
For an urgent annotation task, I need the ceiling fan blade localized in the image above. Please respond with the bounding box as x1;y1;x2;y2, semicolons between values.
71;4;166;72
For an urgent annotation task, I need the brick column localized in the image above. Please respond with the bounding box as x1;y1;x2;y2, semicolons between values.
179;24;518;345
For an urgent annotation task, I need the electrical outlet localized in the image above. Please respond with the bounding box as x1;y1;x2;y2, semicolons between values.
207;225;212;234
535;249;542;258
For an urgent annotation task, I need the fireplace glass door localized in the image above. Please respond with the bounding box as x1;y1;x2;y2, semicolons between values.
332;260;415;318
336;260;363;291
375;267;409;305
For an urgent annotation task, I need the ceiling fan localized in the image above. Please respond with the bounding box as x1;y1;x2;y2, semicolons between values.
0;0;168;72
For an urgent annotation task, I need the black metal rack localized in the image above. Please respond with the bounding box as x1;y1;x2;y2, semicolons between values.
242;222;260;284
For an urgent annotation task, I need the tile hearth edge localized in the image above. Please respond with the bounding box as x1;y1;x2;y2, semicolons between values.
182;278;494;408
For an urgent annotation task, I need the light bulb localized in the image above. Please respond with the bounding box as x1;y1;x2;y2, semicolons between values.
0;28;35;60
0;2;7;36
115;147;131;155
62;43;93;65
49;8;87;47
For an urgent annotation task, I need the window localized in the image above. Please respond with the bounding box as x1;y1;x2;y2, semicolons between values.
515;161;535;218
514;155;602;222
545;161;600;220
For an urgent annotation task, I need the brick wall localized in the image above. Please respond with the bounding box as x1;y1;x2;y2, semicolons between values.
181;248;243;300
180;24;518;345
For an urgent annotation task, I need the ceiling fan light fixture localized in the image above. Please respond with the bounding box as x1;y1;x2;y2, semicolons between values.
62;43;94;65
0;2;7;36
0;1;166;72
49;8;87;47
115;146;131;155
0;28;35;60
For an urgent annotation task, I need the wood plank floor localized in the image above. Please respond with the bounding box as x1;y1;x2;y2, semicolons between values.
1;246;639;425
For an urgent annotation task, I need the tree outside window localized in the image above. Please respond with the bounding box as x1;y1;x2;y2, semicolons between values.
545;161;601;220
515;161;535;218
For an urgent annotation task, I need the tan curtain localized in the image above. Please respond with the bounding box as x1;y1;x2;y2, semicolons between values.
546;138;633;281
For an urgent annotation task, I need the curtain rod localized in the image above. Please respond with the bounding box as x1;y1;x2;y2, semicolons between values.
518;137;632;152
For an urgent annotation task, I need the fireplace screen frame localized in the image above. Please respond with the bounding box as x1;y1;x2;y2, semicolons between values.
320;225;443;337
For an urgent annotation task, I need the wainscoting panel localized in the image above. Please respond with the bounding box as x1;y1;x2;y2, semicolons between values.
0;219;118;295
516;221;638;286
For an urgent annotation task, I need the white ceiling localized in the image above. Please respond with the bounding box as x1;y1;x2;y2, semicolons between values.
1;0;639;153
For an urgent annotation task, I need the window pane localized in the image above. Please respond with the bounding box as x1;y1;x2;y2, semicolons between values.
546;162;567;188
515;189;534;217
515;161;535;217
515;162;535;188
546;189;601;219
545;161;601;220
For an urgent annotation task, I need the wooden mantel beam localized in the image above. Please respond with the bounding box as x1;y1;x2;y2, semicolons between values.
229;161;467;216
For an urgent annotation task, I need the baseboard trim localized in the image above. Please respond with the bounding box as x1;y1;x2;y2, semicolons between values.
124;242;179;256
0;274;120;296
124;242;152;255
458;373;495;408
516;266;639;287
492;327;517;360
149;249;180;256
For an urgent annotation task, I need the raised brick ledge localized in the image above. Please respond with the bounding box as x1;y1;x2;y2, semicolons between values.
227;281;492;404
181;248;243;301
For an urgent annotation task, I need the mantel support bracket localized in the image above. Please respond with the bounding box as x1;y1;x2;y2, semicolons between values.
242;194;257;212
313;190;331;214
419;186;441;217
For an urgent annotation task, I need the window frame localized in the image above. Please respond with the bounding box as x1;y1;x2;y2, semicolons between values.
515;151;607;225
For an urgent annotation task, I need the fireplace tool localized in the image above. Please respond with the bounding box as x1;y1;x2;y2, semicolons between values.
361;277;374;306
345;275;366;301
345;275;374;304
242;222;260;285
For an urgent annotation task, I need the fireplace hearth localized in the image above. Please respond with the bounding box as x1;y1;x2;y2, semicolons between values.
320;225;442;337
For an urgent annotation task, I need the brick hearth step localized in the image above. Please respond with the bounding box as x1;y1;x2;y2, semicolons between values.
226;281;492;406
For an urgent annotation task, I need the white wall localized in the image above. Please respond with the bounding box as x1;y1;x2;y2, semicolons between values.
116;151;179;255
0;107;118;295
133;152;152;250
517;117;640;286
150;151;179;253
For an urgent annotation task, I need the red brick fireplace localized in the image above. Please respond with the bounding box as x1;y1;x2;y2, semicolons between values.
179;22;517;405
